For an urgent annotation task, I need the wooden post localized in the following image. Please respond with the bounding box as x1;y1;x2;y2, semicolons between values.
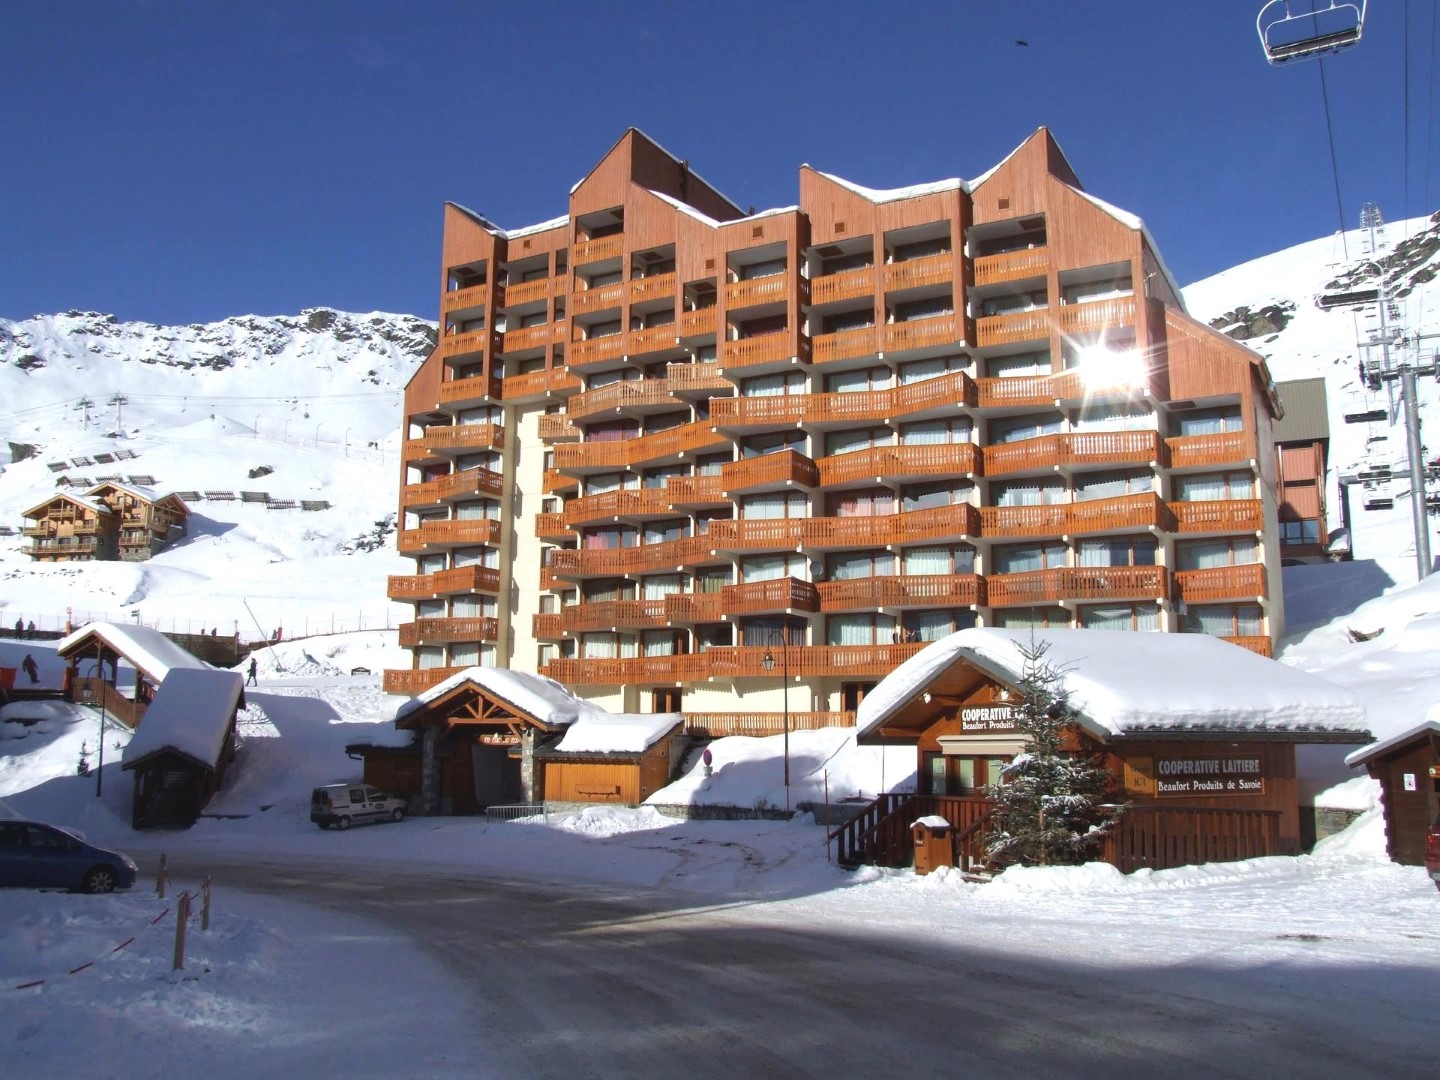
201;876;212;931
823;769;831;862
156;853;167;898
173;892;190;971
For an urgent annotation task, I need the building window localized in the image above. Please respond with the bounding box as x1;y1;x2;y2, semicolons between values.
1077;536;1156;567
1176;472;1255;501
1078;603;1158;631
1182;604;1263;637
1279;519;1321;544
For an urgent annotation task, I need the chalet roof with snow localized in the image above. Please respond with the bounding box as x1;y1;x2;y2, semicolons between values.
57;623;209;684
856;629;1370;745
84;480;190;514
122;669;243;772
21;491;111;519
1345;719;1440;767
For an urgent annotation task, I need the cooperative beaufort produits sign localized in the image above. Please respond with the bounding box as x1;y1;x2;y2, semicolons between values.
1154;756;1266;797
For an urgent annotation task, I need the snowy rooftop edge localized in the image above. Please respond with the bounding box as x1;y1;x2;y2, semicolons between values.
1344;719;1440;766
122;669;242;770
56;623;211;682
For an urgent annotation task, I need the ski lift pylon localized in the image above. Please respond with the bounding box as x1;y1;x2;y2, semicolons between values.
1257;1;1366;65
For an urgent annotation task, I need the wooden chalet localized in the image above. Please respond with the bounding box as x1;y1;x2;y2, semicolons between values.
21;491;116;562
1346;722;1440;866
121;668;244;828
843;628;1370;872
56;622;210;729
85;481;190;561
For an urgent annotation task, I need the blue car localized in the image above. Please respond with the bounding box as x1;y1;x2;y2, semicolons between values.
0;819;139;893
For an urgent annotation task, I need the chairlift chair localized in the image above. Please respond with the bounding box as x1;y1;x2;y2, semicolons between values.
1361;483;1393;511
1257;1;1366;65
1342;407;1387;424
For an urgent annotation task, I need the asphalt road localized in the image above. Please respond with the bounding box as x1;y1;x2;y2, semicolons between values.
156;856;1422;1080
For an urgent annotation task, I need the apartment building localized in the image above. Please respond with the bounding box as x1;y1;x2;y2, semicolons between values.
386;127;1287;730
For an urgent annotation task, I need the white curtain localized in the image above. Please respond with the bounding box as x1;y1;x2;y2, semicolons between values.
903;547;950;574
994;480;1063;507
1177;538;1256;571
643;575;684;599
988;351;1050;378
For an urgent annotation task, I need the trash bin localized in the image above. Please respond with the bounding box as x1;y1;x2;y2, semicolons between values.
912;815;955;875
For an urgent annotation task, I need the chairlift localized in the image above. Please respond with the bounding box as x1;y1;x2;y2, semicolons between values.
1362;491;1393;511
1316;287;1379;311
1356;465;1392;482
1258;1;1366;65
1342;408;1387;424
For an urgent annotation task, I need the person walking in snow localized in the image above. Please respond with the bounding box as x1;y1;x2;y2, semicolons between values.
21;654;39;684
12;618;22;639
25;620;36;639
246;657;258;687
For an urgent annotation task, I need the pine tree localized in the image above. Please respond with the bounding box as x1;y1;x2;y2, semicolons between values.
983;638;1121;867
76;740;91;777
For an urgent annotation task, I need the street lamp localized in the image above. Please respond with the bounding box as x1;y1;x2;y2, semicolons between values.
761;627;791;813
89;654;108;798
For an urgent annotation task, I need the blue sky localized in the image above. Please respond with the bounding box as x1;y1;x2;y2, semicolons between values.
1;1;1434;326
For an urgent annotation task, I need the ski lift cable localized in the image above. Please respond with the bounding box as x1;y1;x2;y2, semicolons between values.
1317;57;1351;260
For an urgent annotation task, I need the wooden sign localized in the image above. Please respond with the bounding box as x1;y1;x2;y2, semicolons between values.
1123;756;1155;796
479;733;522;747
1155;756;1266;797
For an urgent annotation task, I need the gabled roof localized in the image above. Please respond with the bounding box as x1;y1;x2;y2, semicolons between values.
396;666;593;729
1345;720;1440;767
568;127;746;215
21;491;110;519
122;669;243;772
85;480;189;513
57;623;209;684
647;189;798;230
446;202;569;242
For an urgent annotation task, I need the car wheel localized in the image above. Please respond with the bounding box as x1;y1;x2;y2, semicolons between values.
83;866;118;894
391;808;405;823
336;815;351;831
317;821;330;830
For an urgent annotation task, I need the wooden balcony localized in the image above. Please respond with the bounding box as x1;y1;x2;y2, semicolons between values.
884;313;958;353
679;307;718;338
1173;562;1268;604
666;474;727;507
387;565;502;599
549;535;719;579
561;599;669;633
408;423;505;456
440;328;490;359
818;573;983;611
1223;635;1273;658
27;537;99;557
663;591;726;622
397;518;503;554
721;576;820;615
543;654;711;686
1170;499;1265;534
543;470;578;494
710;503;979;553
980;492;1172;539
553;421;727;474
710;394;810;428
500;367;580;402
811;326;877;365
817;443;982;487
383;666;467;695
721;332;795;369
442;283;490;315
1056;295;1137;336
985;565;1169;608
627;324;681;357
975;373;1058;409
502;322;565;352
725;275;788;310
572;233;624;266
982;430;1165;478
884;252;952;293
1166;431;1253;470
630;272;677;304
811;267;872;305
538;414;580;441
683;711;856;738
438;372;502;407
571;281;625;315
705;643;924;679
665;361;729;394
401;467;505;509
533;613;563;640
398;617;499;647
568;333;627;368
498;278;551;308
567;379;679;420
975;309;1049;348
973;247;1048;286
721;450;818;494
534;512;571;540
562;487;677;526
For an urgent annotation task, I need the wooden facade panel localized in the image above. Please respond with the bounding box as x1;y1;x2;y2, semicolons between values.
546;760;636;804
799;168;879;247
1282;481;1322;518
629;132;742;222
969;131;1054;225
441;204;499;281
625;185;680;254
1377;742;1439;864
570;131;634;219
1280;443;1321;483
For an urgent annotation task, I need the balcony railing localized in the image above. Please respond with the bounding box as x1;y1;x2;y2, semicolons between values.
397;518;503;554
980;492;1172;539
884;252;952;293
679;307;718;338
554;421;727;473
544;470;578;494
884;313;958;352
567;379;679;420
817;443;982;486
442;283;490;314
398;617;499;647
818;573;983;611
630;271;677;304
976;309;1049;347
664;591;726;622
627;324;681;357
502;322;565;352
1223;635;1273;658
709;503;979;552
568;333;627;368
973;247;1048;286
561;599;669;633
562;487;678;526
438;372;502;406
383;666;467;695
811;325;879;366
721;576;820;615
683;711;856;738
386;565;502;599
401;467;505;508
1055;295;1137;336
1166;431;1253;470
440;328;490;358
533;613;563;639
543;644;927;685
498;278;551;308
1170;499;1265;533
534;512;570;539
572;233;624;266
665;474;727;507
985;565;1169;608
543;654;712;686
982;430;1165;478
1173;562;1268;604
538;414;580;441
975;373;1058;409
811;267;873;306
720;332;795;369
725;275;788;310
721;450;818;494
408;423;505;456
500;367;580;401
571;281;625;315
665;361;729;393
549;535;719;578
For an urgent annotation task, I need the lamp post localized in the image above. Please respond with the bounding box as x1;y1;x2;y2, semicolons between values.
90;654;107;798
761;627;791;813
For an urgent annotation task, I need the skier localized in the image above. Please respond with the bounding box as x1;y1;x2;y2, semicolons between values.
21;654;39;684
246;657;258;687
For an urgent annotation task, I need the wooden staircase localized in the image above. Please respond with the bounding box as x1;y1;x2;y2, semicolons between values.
828;793;995;872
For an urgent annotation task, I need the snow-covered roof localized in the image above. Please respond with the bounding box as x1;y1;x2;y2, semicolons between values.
122;669;242;771
568;128;747;217
84;480;185;510
856;629;1369;741
647;189;797;230
447;203;569;243
811;171;967;203
22;491;110;518
56;623;210;683
552;712;681;756
1344;719;1440;767
395;666;595;727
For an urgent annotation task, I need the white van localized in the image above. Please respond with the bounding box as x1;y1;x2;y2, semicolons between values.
310;784;406;830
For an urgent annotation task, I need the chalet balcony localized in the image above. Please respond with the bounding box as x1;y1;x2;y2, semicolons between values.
721;450;818;495
884;252;952;293
562;487;677;527
980;492;1172;539
571;281;625;316
1055;295;1137;336
500;367;580;403
533;613;563;640
710;394;811;429
725;275;788;311
630;271;677;304
1223;635;1273;658
549;535;720;579
818;573;984;612
973;247;1048;287
543;653;711;686
1173;562;1268;604
975;374;1058;410
502;322;565;353
721;576;820;615
538;414;580;441
568;334;627;369
817;443;982;487
811;267;872;306
567;379;680;421
683;711;856;738
884;313;959;353
553;422;727;475
442;283;490;316
975;309;1049;348
572;233;625;267
663;591;726;622
438;372;502;408
665;474;727;508
561;599;669;633
811;327;878;365
498;278;551;308
981;430;1165;478
21;524;51;538
440;328;491;359
706;643;924;679
398;617;500;648
985;565;1170;608
679;307;718;338
27;538;99;557
401;466;505;510
406;423;505;459
1166;431;1253;470
1170;499;1265;534
665;361;729;394
396;518;503;554
383;666;466;695
386;565;502;599
543;470;578;495
720;332;796;370
709;503;980;553
627;324;682;358
534;512;571;540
